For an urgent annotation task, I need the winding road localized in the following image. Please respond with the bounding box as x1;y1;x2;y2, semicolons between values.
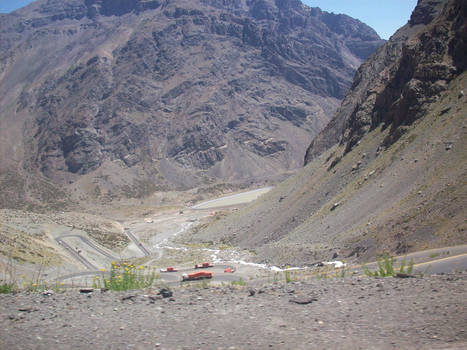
124;228;151;256
55;237;97;270
51;188;467;285
59;234;118;260
350;245;467;276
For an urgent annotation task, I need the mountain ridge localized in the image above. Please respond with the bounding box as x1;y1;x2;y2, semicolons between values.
193;0;467;265
0;0;384;209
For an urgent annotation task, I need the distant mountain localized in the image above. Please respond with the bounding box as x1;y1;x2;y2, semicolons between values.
0;0;384;209
194;0;467;265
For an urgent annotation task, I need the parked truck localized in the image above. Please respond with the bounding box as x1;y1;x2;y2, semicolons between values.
194;262;213;269
182;271;213;281
160;267;177;272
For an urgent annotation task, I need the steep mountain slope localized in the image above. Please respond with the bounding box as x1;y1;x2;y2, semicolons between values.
0;0;384;209
194;0;467;265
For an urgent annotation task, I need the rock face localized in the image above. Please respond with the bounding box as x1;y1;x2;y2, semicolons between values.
305;0;465;164
195;0;467;265
0;0;384;206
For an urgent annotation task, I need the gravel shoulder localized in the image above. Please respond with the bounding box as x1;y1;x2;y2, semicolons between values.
1;273;466;350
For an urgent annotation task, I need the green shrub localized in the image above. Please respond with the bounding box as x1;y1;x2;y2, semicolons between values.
0;282;16;294
93;262;158;291
363;255;414;277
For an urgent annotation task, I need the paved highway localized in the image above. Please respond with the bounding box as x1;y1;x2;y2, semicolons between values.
59;234;118;260
124;228;151;256
55;264;243;287
350;245;467;275
413;253;467;274
191;187;272;209
55;237;97;270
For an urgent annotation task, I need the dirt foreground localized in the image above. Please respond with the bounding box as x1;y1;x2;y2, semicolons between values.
1;273;466;350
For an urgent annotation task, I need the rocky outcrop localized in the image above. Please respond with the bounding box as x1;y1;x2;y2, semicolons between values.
305;0;466;164
0;0;384;205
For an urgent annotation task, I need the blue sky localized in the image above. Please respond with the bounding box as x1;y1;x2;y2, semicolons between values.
0;0;33;13
302;0;418;39
1;0;417;39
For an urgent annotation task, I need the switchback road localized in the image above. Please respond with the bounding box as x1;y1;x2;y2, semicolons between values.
55;237;97;270
59;234;118;261
124;228;151;256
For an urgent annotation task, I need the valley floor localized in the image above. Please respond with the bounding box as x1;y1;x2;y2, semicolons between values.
1;273;466;350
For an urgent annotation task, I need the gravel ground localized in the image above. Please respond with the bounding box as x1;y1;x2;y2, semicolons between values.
1;273;466;350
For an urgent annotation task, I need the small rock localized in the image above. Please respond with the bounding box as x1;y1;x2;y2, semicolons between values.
148;294;163;302
79;288;94;294
289;297;317;305
394;273;415;278
459;90;464;99
440;106;451;115
158;288;173;298
330;202;341;211
18;307;36;313
42;290;54;296
121;294;136;301
248;289;256;297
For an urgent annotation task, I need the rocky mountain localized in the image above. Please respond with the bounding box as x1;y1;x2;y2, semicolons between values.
304;0;465;164
0;0;384;209
194;0;467;265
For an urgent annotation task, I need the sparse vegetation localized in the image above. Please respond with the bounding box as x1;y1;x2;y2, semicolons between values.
0;282;16;294
93;262;158;291
315;265;351;280
199;279;211;289
284;269;298;283
362;255;414;278
22;279;65;293
231;278;246;286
